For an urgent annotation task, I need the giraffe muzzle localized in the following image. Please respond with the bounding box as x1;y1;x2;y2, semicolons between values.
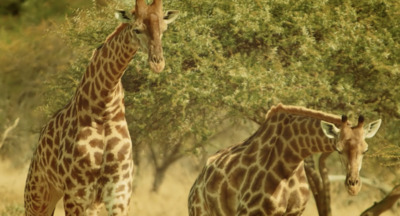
149;56;165;73
345;175;362;195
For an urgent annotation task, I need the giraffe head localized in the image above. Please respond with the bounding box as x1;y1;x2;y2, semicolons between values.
116;0;179;73
321;115;381;195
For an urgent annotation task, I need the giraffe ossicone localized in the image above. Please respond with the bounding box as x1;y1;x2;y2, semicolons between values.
24;0;178;215
188;104;381;216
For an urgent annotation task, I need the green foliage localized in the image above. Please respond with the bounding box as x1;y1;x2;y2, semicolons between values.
2;0;399;183
42;0;400;170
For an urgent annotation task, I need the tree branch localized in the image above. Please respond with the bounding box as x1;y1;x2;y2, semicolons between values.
0;117;20;150
360;184;400;216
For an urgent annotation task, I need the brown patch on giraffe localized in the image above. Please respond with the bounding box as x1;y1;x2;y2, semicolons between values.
251;170;266;193
59;164;66;176
310;138;318;152
89;139;104;149
73;145;88;160
90;84;97;101
121;163;130;171
77;128;92;140
230;166;246;189
71;166;86;185
262;197;275;215
289;178;296;188
106;152;115;162
287;190;301;209
304;136;311;147
289;139;299;152
225;154;240;174
205;170;224;193
116;184;125;193
116;125;129;138
89;63;95;78
241;154;256;166
273;161;291;179
300;149;310;158
86;170;96;183
104;124;112;136
78;115;92;127
261;125;275;143
117;143;130;161
101;45;109;58
308;120;316;135
112;174;120;183
275;138;284;155
77;153;91;168
104;163;118;175
299;186;309;197
46;137;53;148
292;122;299;135
244;141;259;155
65;176;76;190
270;114;278;123
284;146;301;164
278;113;285;121
248;193;263;209
106;137;121;151
215;154;229;167
47;121;55;136
45;148;52;161
276;123;283;135
204;167;214;182
299;120;307;134
76;188;86;197
282;126;293;141
94;152;103;165
82;82;91;95
242;165;258;192
219;181;235;215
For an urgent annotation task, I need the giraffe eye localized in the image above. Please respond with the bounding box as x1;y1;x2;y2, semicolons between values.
133;29;142;34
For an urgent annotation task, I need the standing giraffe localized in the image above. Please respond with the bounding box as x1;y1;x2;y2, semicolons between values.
24;0;179;215
188;104;382;216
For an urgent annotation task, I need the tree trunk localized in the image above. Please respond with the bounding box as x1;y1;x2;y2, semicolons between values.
360;184;400;216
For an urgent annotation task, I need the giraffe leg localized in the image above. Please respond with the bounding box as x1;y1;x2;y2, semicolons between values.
86;203;102;216
63;194;87;216
24;168;62;216
102;181;132;216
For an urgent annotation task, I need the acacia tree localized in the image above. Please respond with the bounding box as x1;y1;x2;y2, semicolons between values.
42;0;400;193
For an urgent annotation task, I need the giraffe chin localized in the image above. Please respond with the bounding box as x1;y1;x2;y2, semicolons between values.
345;183;362;196
149;60;165;73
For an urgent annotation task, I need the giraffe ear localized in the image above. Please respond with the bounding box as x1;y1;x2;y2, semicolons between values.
320;121;340;139
164;10;179;24
115;10;134;23
364;119;382;139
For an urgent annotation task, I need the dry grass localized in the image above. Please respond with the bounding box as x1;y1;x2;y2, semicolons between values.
0;158;398;216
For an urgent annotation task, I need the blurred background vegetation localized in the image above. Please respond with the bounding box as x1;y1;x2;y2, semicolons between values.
1;0;400;197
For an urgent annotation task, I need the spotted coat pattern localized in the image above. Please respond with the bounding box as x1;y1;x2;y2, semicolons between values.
188;104;344;216
24;0;177;215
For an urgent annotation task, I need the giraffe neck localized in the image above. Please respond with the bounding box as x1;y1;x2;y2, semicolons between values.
74;24;138;119
245;111;338;174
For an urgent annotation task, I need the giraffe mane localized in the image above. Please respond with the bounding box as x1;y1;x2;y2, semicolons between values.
265;103;343;125
106;23;130;42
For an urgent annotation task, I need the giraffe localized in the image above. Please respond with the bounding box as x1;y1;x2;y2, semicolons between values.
188;104;382;216
24;0;179;215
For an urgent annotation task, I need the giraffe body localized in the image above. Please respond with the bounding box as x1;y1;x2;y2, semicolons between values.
188;104;381;216
24;1;178;215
